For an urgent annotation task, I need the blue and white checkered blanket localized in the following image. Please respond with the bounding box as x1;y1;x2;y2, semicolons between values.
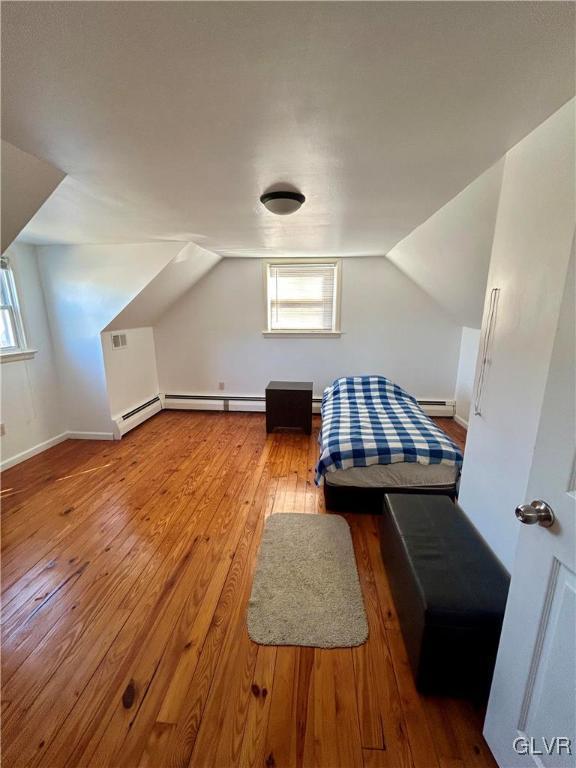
315;376;463;485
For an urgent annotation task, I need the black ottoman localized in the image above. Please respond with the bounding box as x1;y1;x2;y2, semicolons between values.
379;494;510;699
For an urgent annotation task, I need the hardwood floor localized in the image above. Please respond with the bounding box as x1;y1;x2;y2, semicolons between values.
1;411;493;768
431;417;467;453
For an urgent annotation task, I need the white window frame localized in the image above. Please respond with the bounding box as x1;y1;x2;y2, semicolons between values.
0;256;36;363
262;258;342;337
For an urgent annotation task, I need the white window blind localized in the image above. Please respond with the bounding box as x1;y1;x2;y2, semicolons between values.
266;262;339;332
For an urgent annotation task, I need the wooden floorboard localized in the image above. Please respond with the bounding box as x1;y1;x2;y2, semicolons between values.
1;411;493;768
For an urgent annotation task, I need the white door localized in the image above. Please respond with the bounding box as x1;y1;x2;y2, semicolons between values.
484;252;575;768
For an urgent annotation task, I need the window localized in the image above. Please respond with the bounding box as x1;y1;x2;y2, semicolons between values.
265;260;341;335
0;256;28;354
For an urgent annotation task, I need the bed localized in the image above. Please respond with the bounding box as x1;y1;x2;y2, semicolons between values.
316;376;463;512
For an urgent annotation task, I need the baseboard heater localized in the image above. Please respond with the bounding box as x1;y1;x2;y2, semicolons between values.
112;394;454;440
163;393;270;413
163;394;455;417
113;395;162;438
417;399;456;417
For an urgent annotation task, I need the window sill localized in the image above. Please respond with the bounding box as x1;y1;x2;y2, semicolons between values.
262;330;341;338
0;349;38;363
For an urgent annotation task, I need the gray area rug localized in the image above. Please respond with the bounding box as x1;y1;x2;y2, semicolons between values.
247;513;368;648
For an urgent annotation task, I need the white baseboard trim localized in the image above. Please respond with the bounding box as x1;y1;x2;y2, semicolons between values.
1;429;117;471
1;432;69;471
454;414;469;430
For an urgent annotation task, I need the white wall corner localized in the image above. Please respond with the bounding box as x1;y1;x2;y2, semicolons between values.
36;242;181;438
454;413;468;430
454;326;481;427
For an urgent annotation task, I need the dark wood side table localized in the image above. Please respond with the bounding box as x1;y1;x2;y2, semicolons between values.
265;381;313;434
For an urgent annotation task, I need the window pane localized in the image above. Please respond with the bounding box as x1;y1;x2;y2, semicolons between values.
268;263;337;331
0;271;12;306
0;266;25;351
270;302;328;330
0;308;17;349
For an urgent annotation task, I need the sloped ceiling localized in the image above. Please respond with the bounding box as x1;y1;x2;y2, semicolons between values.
386;159;505;328
105;243;221;331
1;140;65;253
35;241;187;434
2;2;574;256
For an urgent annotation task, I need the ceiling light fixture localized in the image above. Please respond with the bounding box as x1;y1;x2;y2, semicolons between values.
260;190;305;216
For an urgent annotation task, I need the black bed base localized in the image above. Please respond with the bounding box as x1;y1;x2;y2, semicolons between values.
323;482;457;514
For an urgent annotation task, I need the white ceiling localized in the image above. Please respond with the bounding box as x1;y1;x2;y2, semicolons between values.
2;2;574;255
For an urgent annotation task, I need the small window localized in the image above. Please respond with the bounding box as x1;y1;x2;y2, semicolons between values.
265;260;341;335
0;256;27;353
111;333;128;350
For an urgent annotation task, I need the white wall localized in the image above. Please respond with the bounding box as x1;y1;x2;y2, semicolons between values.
386;160;503;328
454;327;481;428
458;100;575;570
37;242;182;436
155;256;462;399
0;243;65;467
101;327;159;419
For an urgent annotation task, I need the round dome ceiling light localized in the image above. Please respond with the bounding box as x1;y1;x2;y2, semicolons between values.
260;190;305;215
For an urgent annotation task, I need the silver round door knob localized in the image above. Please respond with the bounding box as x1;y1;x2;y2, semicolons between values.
515;500;555;527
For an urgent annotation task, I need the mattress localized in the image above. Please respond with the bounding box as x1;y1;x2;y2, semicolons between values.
316;375;463;486
325;461;458;489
